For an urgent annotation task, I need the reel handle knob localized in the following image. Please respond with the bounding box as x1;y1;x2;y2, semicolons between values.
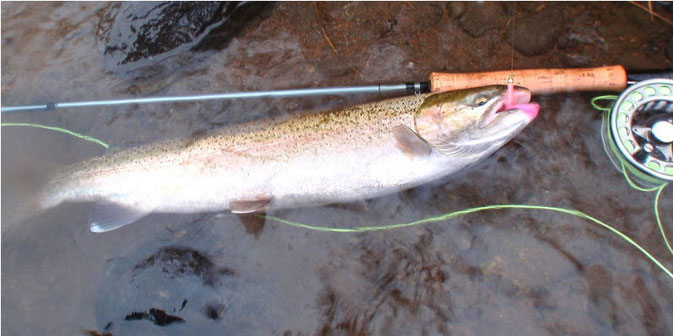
652;121;673;143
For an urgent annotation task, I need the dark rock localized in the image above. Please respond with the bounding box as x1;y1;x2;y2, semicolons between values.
559;29;608;52
194;2;275;52
83;330;112;336
132;246;233;286
660;2;673;11
508;8;564;56
645;39;663;57
667;39;673;59
520;2;545;12
454;2;506;38
561;54;593;67
596;24;621;38
202;303;226;320
629;4;658;29
616;48;655;71
97;2;273;72
500;3;516;16
447;2;466;19
501;2;544;15
557;34;579;50
316;58;354;78
124;308;185;326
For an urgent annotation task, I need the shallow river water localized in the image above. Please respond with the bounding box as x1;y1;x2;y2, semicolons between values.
2;2;673;335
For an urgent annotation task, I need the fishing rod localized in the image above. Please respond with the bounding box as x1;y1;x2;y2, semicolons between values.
3;65;673;113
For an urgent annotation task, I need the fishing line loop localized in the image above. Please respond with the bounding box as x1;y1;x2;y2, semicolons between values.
590;95;619;112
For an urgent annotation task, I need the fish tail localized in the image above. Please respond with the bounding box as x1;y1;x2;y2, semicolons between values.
2;187;59;231
33;176;70;211
36;189;62;210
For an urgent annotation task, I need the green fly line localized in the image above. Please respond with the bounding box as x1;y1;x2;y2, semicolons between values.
1;122;109;148
263;181;672;281
4;110;672;281
263;204;672;280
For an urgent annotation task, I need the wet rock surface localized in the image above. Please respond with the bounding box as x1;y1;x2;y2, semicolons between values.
2;2;673;335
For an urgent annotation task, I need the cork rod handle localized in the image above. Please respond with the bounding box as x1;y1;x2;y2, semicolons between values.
430;65;628;94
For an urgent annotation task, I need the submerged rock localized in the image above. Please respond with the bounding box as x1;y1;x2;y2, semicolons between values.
561;53;593;67
507;7;563;56
95;246;237;334
451;2;506;38
97;2;273;73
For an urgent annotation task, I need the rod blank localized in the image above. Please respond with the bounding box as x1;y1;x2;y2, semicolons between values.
1;83;429;113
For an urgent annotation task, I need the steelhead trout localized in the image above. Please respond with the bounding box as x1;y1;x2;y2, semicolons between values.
39;85;539;232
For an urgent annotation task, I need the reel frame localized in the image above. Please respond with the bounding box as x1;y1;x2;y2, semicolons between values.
607;79;673;185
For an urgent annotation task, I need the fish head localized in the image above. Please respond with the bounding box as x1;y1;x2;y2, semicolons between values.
414;85;538;157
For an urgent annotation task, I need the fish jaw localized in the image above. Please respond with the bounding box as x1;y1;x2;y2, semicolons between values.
480;86;537;127
503;84;539;120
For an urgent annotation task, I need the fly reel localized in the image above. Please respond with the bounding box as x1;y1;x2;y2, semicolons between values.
602;79;673;187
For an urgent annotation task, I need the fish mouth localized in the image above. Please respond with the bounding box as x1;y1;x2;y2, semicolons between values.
481;87;538;126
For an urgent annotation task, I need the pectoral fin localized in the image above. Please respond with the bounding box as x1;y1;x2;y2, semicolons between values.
90;202;151;233
230;197;272;214
392;125;432;159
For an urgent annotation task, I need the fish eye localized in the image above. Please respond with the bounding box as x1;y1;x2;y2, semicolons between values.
474;97;488;106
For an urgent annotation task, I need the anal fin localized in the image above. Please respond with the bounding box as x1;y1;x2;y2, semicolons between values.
90;202;151;233
392;125;432;159
230;197;272;214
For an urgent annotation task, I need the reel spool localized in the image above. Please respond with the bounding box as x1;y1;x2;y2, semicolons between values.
602;79;673;187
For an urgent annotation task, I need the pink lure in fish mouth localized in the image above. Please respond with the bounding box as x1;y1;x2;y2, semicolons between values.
497;84;539;120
